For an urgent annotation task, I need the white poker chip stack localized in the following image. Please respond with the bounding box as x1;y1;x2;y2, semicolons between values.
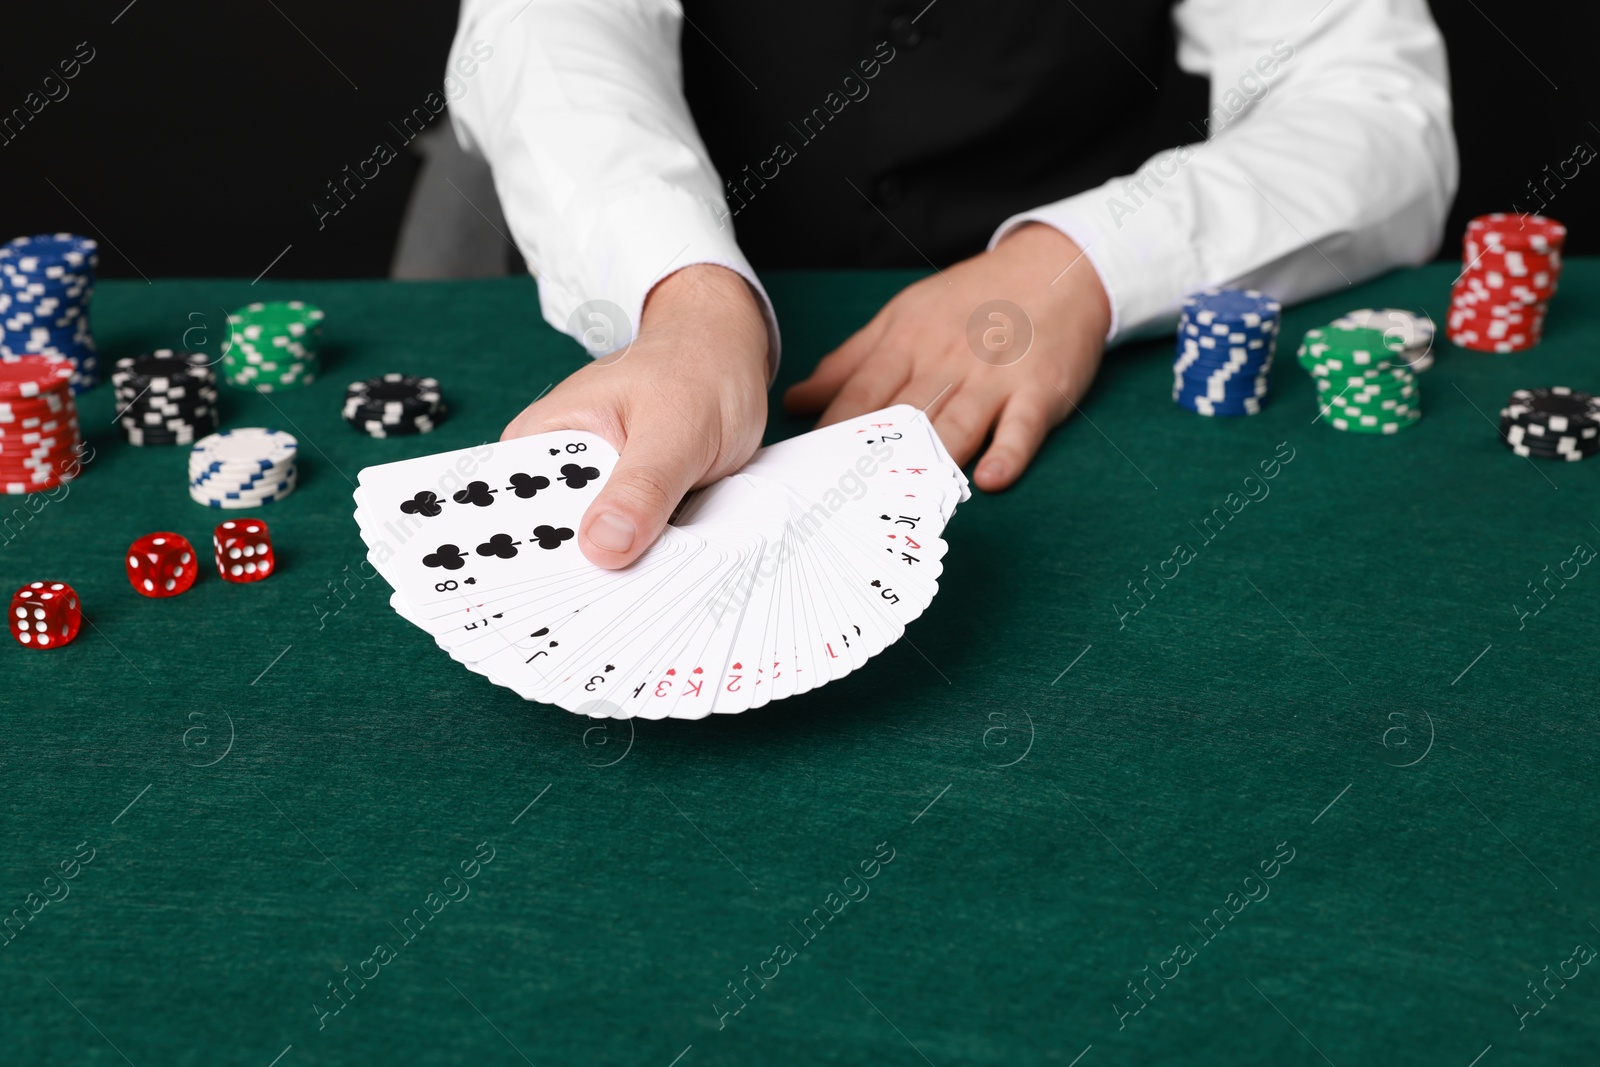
188;427;298;509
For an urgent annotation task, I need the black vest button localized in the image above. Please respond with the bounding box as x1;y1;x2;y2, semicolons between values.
875;175;905;206
888;14;923;49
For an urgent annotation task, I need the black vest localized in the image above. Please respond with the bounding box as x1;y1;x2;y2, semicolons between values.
682;1;1207;269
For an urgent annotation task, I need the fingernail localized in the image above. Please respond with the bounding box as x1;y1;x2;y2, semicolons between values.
979;459;1007;484
588;512;635;554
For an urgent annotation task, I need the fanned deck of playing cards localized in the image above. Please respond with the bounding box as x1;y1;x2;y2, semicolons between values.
352;406;967;719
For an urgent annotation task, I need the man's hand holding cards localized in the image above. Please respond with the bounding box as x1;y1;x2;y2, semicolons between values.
353;406;968;719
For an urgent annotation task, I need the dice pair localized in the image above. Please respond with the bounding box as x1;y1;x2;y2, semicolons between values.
126;519;274;598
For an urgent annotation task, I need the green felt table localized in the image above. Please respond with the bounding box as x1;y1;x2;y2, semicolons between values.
3;263;1598;1066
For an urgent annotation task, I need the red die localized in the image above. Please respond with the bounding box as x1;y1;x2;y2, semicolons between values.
213;518;275;583
126;532;199;598
10;581;82;649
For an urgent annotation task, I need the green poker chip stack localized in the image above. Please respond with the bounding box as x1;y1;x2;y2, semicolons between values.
1298;325;1421;435
224;301;324;391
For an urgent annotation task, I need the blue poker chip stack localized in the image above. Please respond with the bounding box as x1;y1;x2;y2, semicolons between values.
0;233;100;394
1173;288;1282;417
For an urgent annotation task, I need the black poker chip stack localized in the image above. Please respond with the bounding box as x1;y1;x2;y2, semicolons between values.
343;374;446;437
1499;387;1600;462
112;350;220;446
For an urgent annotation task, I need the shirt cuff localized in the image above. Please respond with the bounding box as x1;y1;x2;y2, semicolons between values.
989;172;1203;347
534;181;782;380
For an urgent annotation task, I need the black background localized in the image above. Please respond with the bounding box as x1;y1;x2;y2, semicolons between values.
0;1;1593;280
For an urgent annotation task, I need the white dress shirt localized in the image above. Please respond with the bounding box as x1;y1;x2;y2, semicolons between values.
449;0;1457;360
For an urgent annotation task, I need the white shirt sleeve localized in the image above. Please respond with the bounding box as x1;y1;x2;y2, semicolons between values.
990;0;1459;345
447;0;781;368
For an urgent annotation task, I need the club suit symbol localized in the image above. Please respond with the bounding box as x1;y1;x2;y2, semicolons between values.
508;472;551;498
423;544;467;570
401;490;443;517
559;463;600;489
453;480;497;506
533;525;574;550
476;533;521;559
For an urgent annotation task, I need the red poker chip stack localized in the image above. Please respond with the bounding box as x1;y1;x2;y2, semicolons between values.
1447;213;1565;353
0;353;85;494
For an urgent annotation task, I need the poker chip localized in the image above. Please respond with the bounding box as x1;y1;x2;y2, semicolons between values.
1298;324;1422;434
112;349;212;393
0;354;84;492
223;301;324;391
188;428;299;508
1172;288;1281;417
1329;308;1435;372
125;425;200;447
1448;214;1565;353
112;350;220;446
189;473;299;508
1498;387;1600;462
1;352;76;399
0;234;100;393
351;412;445;438
343;373;446;436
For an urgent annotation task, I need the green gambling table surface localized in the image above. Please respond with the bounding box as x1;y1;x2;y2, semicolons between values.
4;263;1598;1066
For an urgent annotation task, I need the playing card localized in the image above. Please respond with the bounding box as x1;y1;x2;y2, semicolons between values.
354;407;965;718
356;431;616;610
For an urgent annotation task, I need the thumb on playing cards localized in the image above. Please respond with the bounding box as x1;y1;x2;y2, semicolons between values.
578;421;704;569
